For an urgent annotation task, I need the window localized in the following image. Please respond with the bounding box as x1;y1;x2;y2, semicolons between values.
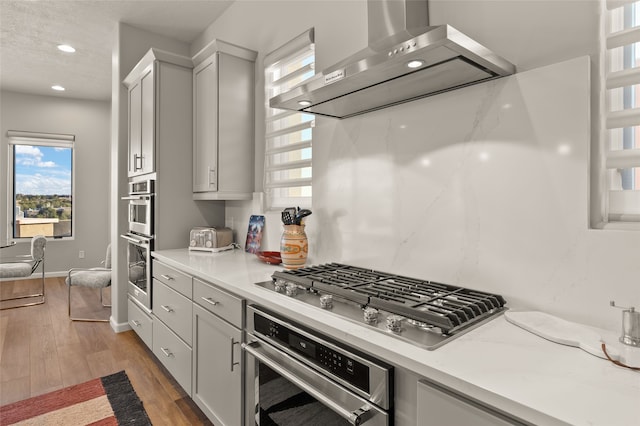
7;131;75;239
264;29;315;211
603;0;640;224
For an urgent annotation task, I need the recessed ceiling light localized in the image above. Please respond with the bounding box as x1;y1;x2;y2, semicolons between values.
51;85;65;91
298;100;312;107
407;60;425;69
57;44;76;53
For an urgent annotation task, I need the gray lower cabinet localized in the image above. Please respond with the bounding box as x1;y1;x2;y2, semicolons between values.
153;319;192;394
128;297;152;348
417;379;524;425
148;258;244;425
152;278;193;396
192;296;243;426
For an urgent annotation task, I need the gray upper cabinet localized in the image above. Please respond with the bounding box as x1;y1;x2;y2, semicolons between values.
192;40;257;200
124;49;193;178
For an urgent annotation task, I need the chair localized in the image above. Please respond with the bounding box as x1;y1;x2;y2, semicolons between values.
0;235;46;309
66;244;111;322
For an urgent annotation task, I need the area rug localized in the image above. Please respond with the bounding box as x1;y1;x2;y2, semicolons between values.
0;370;151;425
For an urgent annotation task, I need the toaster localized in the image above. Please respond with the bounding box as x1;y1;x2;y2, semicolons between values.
189;227;233;252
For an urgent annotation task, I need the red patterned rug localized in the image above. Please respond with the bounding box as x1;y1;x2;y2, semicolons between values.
0;370;151;425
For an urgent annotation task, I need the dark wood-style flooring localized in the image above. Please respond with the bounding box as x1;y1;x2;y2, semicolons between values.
0;277;213;425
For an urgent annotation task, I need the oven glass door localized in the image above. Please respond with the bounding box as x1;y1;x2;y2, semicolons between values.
121;234;152;310
126;195;153;237
256;362;348;425
244;338;388;426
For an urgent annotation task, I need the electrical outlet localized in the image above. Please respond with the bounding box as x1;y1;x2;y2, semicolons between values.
79;250;85;259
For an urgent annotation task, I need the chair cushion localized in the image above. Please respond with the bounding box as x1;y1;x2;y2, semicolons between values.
66;269;112;289
0;262;33;278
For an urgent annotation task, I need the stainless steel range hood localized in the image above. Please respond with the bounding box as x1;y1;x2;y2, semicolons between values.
270;0;515;119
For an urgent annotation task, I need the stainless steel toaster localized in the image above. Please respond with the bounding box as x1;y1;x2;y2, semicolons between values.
189;227;233;252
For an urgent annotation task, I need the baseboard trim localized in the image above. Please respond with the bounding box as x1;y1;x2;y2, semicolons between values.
110;316;132;333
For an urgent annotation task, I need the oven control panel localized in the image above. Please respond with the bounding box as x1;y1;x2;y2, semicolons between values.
253;311;370;393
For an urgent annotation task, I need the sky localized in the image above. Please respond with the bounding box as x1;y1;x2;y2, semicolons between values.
14;145;72;195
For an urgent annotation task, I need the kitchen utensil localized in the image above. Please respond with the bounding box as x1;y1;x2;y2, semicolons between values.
281;207;297;225
294;209;312;225
505;311;620;361
281;211;293;225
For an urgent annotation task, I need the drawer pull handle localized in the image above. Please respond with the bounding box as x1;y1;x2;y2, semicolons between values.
161;305;174;313
230;338;240;372
201;297;219;306
161;347;174;358
160;274;174;281
131;320;141;327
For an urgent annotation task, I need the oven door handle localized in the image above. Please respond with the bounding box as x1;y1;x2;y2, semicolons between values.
120;234;151;247
121;195;152;201
242;340;377;426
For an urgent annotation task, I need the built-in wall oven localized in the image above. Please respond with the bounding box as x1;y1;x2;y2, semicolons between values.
121;177;155;311
123;177;154;237
243;305;393;426
121;233;152;311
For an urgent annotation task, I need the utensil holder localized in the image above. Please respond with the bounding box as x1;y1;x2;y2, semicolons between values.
280;224;308;270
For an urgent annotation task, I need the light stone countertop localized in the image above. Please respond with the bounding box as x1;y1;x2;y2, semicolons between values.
152;248;640;426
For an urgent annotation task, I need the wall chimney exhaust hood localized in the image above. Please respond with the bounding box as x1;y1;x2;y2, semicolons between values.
270;0;515;119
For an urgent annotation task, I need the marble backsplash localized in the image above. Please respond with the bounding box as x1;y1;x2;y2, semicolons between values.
228;56;640;331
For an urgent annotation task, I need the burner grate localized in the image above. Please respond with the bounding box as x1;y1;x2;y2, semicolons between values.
272;263;506;333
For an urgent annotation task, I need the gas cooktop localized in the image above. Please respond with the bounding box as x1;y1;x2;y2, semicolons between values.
256;263;507;350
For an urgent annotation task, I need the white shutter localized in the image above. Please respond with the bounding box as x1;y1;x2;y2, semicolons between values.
604;0;640;222
264;29;315;211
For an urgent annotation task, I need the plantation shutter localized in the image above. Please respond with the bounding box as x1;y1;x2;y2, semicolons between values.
264;29;315;211
605;0;640;222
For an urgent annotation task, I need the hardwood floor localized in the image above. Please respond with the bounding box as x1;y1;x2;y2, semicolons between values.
0;277;213;425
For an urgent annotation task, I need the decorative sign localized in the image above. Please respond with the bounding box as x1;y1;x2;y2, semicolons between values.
245;215;265;254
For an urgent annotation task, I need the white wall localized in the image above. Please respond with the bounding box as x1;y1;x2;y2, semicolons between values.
196;0;640;332
0;90;110;273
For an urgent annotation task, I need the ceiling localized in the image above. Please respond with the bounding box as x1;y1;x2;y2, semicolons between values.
0;0;234;101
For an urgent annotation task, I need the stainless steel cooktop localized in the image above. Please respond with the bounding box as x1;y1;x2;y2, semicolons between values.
256;263;507;350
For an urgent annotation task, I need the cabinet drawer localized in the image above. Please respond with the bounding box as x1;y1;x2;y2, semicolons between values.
153;260;192;298
193;278;243;328
153;279;192;345
128;297;152;349
153;320;192;396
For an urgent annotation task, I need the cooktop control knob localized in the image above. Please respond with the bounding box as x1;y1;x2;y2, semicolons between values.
285;283;298;297
274;279;286;293
363;307;379;324
386;315;404;333
320;294;333;309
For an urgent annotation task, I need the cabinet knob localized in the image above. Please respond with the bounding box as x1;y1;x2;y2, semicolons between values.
161;305;174;313
160;347;174;358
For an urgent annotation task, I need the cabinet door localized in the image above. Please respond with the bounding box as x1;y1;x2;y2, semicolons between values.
417;380;524;426
192;304;242;426
128;81;142;177
128;297;152;349
193;54;218;192
140;64;155;175
153;319;192;396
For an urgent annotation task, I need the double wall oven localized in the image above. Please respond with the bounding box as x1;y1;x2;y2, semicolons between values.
121;176;154;311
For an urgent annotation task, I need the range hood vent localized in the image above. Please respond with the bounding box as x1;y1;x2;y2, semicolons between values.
270;0;515;119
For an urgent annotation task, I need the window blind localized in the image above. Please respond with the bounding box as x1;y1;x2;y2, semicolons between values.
604;0;640;222
264;29;315;211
